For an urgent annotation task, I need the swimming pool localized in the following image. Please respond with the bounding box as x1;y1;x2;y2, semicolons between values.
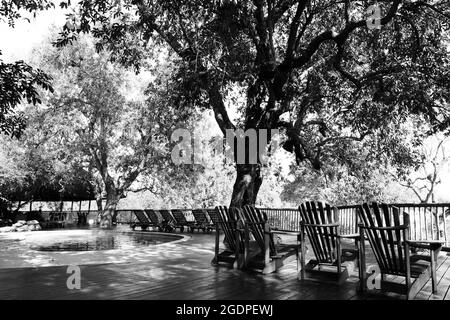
28;229;183;251
0;227;189;268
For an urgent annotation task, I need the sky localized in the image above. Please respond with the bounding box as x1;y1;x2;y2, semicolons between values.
1;7;450;203
0;7;68;62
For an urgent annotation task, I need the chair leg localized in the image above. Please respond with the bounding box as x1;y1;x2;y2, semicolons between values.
358;227;366;293
336;237;342;275
212;227;219;265
299;225;306;280
431;249;437;293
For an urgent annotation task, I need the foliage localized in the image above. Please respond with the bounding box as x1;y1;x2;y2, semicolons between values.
0;0;55;27
29;36;172;208
385;120;450;203
0;51;53;137
0;128;95;205
0;0;57;137
52;0;450;206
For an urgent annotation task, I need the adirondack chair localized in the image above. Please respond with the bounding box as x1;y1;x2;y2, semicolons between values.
241;206;300;274
171;209;196;233
357;202;444;299
130;210;153;231
298;201;353;283
211;206;247;269
145;209;164;232
191;209;213;233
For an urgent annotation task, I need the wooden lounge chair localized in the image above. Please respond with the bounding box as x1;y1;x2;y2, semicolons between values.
357;202;443;299
191;209;213;233
298;201;354;283
159;210;179;232
206;208;221;227
241;205;300;274
211;206;247;269
130;210;153;231
171;209;195;233
145;209;164;231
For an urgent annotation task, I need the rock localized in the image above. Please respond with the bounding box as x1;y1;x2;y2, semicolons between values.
35;225;42;231
27;220;39;225
13;220;26;228
16;226;28;232
0;226;15;233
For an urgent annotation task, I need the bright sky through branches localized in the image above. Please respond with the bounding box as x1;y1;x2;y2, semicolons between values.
0;7;69;62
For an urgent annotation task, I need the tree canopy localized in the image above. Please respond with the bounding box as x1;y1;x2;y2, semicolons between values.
0;0;57;137
53;0;450;207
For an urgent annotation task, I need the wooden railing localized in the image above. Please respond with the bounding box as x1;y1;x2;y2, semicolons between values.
336;205;359;235
259;206;359;235
15;203;450;250
258;208;301;232
260;204;450;251
394;203;450;245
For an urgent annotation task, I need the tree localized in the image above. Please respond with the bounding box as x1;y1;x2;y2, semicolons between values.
389;130;450;203
32;37;185;228
279;127;417;205
0;133;29;204
155;112;236;208
0;0;57;137
0;127;96;219
55;0;450;207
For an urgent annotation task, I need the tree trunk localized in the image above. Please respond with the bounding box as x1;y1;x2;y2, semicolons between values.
100;195;120;229
99;181;121;229
95;196;103;225
229;164;262;208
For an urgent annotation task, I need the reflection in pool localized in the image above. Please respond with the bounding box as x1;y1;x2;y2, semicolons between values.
29;230;183;252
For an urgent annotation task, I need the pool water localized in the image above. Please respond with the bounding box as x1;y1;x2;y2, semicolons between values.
27;229;183;252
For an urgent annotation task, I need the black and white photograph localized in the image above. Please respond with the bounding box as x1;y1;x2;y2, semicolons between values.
1;0;450;309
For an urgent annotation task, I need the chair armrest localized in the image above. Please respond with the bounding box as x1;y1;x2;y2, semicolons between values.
302;223;340;228
406;240;444;250
339;233;360;240
361;224;408;231
271;230;299;236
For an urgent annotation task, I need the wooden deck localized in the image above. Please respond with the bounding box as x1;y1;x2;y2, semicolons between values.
1;232;450;300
